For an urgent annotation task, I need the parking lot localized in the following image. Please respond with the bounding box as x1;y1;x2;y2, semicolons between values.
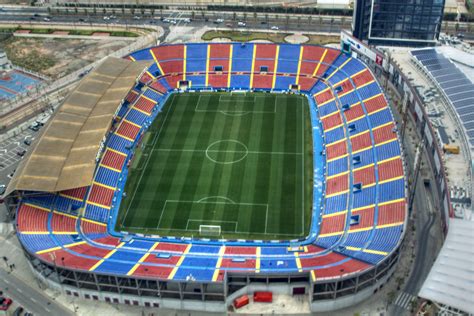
0;126;40;187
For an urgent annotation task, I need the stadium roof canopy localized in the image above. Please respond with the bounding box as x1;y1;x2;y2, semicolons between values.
418;218;474;314
5;57;149;196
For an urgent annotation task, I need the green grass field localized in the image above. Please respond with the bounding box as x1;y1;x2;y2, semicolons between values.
116;92;313;240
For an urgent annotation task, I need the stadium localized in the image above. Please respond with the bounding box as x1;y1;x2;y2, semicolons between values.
3;42;407;312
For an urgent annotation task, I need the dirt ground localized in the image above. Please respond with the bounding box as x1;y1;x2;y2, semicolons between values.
0;37;130;79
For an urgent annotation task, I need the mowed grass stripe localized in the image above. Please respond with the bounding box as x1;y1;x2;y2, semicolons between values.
117;92;313;240
120;94;179;229
159;95;217;231
167;95;221;231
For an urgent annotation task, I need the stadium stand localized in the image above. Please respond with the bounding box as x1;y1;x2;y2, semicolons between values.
5;43;406;310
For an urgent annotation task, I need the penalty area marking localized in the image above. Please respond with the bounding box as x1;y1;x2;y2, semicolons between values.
194;94;277;116
185;219;238;232
156;198;270;234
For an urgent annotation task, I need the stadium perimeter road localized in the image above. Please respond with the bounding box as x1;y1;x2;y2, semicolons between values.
0;268;73;316
388;95;442;315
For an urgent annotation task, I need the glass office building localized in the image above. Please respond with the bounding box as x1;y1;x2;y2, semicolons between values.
353;0;445;46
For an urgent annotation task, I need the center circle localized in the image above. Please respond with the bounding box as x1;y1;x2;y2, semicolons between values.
205;140;249;164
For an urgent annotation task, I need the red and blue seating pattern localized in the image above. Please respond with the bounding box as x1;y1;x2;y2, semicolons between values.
14;43;406;284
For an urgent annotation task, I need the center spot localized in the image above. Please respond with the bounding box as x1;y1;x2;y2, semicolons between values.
205;140;248;164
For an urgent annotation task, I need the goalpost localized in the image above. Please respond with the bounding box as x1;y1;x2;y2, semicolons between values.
199;225;221;236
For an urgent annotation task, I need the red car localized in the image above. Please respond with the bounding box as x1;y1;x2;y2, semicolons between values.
0;297;12;311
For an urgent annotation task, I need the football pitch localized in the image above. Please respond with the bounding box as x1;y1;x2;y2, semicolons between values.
116;92;313;240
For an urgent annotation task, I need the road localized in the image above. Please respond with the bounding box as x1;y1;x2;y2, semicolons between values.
385;91;442;315
0;268;73;316
0;7;346;34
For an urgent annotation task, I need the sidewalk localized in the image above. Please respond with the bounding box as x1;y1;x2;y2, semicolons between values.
0;229;146;315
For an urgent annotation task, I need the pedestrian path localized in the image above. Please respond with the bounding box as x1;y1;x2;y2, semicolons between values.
394;291;416;310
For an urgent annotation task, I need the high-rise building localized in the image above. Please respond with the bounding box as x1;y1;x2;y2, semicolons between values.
352;0;445;47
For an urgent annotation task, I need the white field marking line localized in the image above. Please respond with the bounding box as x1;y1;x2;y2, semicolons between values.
264;204;269;234
156;199;170;229
197;196;236;204
164;199;269;207
123;94;178;228
195;94;277;115
301;96;305;236
139;226;301;237
185;219;238;232
153;148;303;155
205;139;248;165
158;199;269;233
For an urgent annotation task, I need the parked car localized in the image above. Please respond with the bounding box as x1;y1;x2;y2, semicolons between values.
183;18;191;23
0;184;6;196
0;297;12;311
24;138;33;146
43;17;51;22
170;20;177;25
133;15;141;20
271;25;279;30
17;149;26;157
237;21;246;27
13;306;23;316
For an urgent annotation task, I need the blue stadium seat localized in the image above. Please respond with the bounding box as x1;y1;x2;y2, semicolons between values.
94;260;137;275
126;108;149;126
352;186;376;209
84;204;109;223
325;193;348;214
325;126;345;144
367;225;403;253
378;179;405;203
318;100;338;118
95;167;120;188
18;233;57;253
260;257;297;272
343;230;371;248
327;157;349;176
187;75;206;87
231;44;254;72
316;235;340;249
143;88;162;101
369;108;392;127
107;134;133;153
130;48;153;61
274;75;296;90
230;74;250;89
339;91;360;107
261;247;288;255
189;244;221;254
375;141;400;161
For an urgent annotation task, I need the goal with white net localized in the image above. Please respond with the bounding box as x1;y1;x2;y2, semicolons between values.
199;225;221;236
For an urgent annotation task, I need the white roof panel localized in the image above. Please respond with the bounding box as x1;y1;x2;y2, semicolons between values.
418;218;474;314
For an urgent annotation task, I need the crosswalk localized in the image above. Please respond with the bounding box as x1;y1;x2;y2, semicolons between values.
394;291;417;310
